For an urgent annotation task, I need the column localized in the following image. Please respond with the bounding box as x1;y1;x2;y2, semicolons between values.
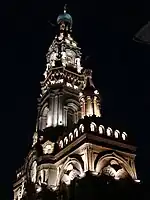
83;99;85;117
53;95;58;127
51;96;54;126
47;97;53;127
80;98;85;118
93;96;97;116
64;106;68;127
86;96;93;116
58;95;63;125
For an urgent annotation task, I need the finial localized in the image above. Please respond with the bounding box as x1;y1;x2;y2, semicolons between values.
64;4;67;13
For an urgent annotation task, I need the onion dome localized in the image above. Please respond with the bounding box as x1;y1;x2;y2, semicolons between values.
57;13;73;25
57;5;73;26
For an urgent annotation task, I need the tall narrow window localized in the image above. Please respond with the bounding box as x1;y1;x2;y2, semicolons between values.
114;130;120;138
106;127;113;136
122;132;127;140
59;140;63;149
99;125;104;134
90;122;97;132
64;136;68;145
41;107;49;130
79;124;84;133
69;133;73;142
74;128;78;137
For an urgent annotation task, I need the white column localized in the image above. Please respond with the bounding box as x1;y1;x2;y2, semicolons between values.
87;96;93;116
58;95;63;125
53;95;58;127
64;106;68;127
74;112;77;124
47;97;52;127
51;96;54;126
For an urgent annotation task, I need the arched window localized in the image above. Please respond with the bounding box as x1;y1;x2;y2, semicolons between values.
106;127;113;136
59;140;63;149
64;137;68;145
114;130;120;138
41;107;49;130
122;132;127;140
99;125;105;134
69;133;73;142
79;124;84;133
90;122;97;132
74;128;79;137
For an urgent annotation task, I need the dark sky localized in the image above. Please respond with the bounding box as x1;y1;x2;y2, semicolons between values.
1;1;150;199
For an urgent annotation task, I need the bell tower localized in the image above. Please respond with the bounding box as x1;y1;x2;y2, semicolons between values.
38;5;84;129
13;7;139;200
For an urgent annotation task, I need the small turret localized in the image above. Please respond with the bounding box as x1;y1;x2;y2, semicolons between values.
79;69;101;118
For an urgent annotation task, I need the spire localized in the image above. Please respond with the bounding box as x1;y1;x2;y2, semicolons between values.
64;4;67;13
83;69;95;95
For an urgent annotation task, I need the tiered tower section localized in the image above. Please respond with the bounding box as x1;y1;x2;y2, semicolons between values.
38;7;85;129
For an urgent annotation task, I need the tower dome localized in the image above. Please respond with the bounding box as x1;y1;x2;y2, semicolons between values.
57;13;73;25
57;5;73;26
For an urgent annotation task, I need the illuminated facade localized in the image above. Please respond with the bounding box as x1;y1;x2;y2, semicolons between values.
13;7;138;200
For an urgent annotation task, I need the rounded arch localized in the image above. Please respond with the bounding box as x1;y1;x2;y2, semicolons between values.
79;124;84;133
99;125;105;134
74;128;79;137
122;132;127;140
65;99;80;126
94;152;136;180
106;127;113;136
69;132;73;142
39;104;49;130
42;107;49;116
25;150;37;181
90;122;97;132
65;99;80;111
56;157;84;186
40;102;49;116
114;130;120;138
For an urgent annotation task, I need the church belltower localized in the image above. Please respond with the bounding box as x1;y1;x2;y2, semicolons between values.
13;7;138;200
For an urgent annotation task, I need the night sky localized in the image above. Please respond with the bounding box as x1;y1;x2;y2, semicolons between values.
1;1;150;199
